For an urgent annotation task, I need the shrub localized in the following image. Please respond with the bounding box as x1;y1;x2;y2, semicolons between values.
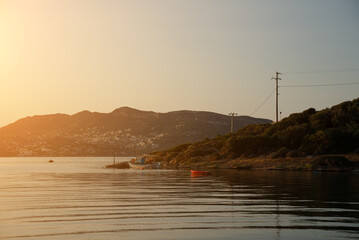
268;147;290;159
313;156;352;169
268;151;279;159
286;150;301;158
276;147;290;157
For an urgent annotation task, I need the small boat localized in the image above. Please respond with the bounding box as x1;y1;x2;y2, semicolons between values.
48;160;54;163
128;157;161;170
190;170;210;175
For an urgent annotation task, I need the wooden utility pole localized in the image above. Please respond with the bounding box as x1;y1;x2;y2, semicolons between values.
113;147;116;165
272;72;281;122
229;112;238;133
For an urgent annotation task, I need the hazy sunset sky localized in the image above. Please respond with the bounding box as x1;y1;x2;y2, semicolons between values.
1;0;358;127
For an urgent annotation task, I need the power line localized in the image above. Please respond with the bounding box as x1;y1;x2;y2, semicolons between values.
250;88;275;115
283;68;359;75
256;81;274;101
247;80;274;116
281;82;359;88
249;69;359;117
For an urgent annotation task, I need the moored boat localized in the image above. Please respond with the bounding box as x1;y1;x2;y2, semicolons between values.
129;156;161;170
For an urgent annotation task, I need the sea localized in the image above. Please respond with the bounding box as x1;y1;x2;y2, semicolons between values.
0;157;358;240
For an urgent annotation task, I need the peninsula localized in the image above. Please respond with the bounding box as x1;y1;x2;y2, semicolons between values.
146;98;359;171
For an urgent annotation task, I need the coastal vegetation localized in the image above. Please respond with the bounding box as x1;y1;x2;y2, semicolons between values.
151;98;359;170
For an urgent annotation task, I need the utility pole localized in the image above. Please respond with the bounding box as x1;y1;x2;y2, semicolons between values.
113;147;116;165
229;112;238;133
272;72;282;122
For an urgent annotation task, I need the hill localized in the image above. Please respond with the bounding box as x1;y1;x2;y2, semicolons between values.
0;107;270;156
152;98;359;169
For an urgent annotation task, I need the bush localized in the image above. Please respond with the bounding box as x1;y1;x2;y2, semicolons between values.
286;150;301;158
184;147;216;157
210;152;221;161
277;147;290;157
268;147;290;159
313;156;352;169
169;143;191;153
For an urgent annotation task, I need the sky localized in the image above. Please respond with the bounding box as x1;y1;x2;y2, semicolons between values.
0;0;359;127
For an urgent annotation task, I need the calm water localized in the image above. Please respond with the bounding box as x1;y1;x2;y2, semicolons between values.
0;157;358;240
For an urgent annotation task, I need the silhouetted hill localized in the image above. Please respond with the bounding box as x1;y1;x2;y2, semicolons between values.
153;98;359;167
0;107;271;156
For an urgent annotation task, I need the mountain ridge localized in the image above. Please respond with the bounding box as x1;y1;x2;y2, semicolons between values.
0;107;271;156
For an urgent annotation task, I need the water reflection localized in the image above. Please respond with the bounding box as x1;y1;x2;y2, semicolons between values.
213;170;359;239
0;158;358;240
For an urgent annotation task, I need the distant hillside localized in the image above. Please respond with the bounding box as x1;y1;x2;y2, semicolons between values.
0;107;271;156
153;98;359;166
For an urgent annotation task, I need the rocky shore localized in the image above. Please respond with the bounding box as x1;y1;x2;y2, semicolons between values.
105;154;359;171
105;161;129;169
159;154;359;171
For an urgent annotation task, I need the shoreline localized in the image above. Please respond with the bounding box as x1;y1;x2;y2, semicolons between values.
105;154;359;172
156;154;359;171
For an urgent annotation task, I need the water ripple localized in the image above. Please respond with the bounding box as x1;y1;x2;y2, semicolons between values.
1;158;359;240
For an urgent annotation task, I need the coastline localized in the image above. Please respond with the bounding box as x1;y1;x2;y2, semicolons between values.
105;154;359;171
156;154;359;171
